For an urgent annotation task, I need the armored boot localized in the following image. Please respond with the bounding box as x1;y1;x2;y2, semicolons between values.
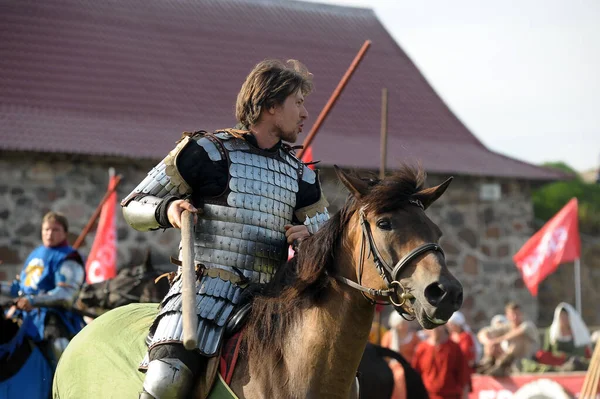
139;358;194;399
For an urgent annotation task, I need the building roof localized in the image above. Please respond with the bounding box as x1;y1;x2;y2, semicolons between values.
0;0;566;180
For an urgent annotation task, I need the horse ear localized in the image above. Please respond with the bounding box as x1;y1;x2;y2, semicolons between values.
143;249;153;271
334;165;369;199
412;177;453;209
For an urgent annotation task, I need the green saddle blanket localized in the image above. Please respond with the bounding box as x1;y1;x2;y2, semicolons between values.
53;303;238;399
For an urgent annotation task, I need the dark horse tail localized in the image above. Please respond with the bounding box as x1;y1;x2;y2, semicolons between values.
358;343;429;399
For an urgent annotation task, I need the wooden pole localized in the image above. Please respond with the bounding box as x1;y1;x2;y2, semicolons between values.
181;210;199;350
575;258;582;315
72;171;122;250
379;88;388;180
580;337;600;397
297;40;372;159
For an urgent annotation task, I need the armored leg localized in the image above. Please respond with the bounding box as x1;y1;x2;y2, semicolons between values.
140;358;193;399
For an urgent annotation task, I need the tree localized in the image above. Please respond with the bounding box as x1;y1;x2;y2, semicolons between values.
532;163;600;234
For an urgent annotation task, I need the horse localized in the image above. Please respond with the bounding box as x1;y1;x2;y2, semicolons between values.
0;305;53;399
53;165;463;399
358;343;428;399
76;250;170;316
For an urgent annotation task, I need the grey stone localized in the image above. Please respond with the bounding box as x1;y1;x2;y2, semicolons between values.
11;187;24;196
497;244;510;258
482;207;494;224
481;261;503;273
447;211;464;227
117;226;129;241
16;196;33;207
16;223;36;236
458;228;478;248
485;226;501;239
440;237;461;256
0;246;21;263
463;255;479;275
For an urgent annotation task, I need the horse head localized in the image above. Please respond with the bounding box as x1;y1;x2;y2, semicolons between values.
335;165;463;329
77;249;168;311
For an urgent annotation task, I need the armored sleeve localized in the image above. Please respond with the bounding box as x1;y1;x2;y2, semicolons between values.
294;165;330;234
28;254;85;308
121;133;227;231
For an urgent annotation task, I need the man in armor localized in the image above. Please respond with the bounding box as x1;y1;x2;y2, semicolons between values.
122;59;330;399
2;211;85;365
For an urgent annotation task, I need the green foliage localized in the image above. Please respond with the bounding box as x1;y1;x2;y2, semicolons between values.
541;161;578;176
533;163;600;234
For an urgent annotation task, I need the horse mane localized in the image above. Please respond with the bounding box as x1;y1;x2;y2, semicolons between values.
244;164;427;361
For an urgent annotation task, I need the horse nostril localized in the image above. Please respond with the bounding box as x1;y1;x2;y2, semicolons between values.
424;282;446;307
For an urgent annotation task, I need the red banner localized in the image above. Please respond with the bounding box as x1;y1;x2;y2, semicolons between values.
513;198;580;296
85;174;118;283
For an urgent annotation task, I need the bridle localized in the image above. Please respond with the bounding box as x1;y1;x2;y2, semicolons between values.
331;200;445;314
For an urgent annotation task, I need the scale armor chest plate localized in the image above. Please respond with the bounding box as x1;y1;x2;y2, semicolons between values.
194;132;302;285
142;132;309;359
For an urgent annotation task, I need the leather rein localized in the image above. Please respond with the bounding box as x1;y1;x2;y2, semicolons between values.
331;200;445;312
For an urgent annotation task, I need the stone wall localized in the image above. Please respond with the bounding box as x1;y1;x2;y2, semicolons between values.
0;152;181;282
4;152;597;329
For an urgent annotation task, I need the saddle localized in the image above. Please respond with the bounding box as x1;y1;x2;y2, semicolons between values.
192;303;251;399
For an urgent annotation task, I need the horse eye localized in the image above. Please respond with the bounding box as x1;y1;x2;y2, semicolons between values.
376;219;392;230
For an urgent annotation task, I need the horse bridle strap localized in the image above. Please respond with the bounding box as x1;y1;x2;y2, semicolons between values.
359;209;445;282
358;207;445;307
326;206;445;310
329;273;394;297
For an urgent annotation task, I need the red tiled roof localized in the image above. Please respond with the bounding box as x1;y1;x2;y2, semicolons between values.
0;0;565;180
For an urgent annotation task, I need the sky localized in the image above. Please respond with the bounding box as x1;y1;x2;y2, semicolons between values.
304;0;600;172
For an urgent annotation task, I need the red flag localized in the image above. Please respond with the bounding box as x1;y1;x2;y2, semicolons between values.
513;198;580;296
300;146;315;170
85;173;118;283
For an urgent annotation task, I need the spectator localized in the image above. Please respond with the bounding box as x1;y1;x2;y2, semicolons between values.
476;315;508;371
547;303;591;356
381;312;421;399
369;318;388;345
447;311;480;369
3;211;85;366
412;326;470;399
521;302;591;372
381;312;421;362
477;302;539;376
490;314;508;328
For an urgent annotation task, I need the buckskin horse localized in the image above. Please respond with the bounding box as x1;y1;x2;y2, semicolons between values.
53;165;463;398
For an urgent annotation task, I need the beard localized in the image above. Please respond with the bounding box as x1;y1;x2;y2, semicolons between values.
280;129;298;143
275;121;300;143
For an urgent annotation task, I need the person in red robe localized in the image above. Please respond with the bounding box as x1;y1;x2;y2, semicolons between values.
411;326;470;399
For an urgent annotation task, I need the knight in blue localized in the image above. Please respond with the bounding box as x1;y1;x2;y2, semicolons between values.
1;211;85;365
121;59;330;399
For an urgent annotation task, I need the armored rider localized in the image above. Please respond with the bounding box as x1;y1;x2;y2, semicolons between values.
2;211;85;364
121;59;330;399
